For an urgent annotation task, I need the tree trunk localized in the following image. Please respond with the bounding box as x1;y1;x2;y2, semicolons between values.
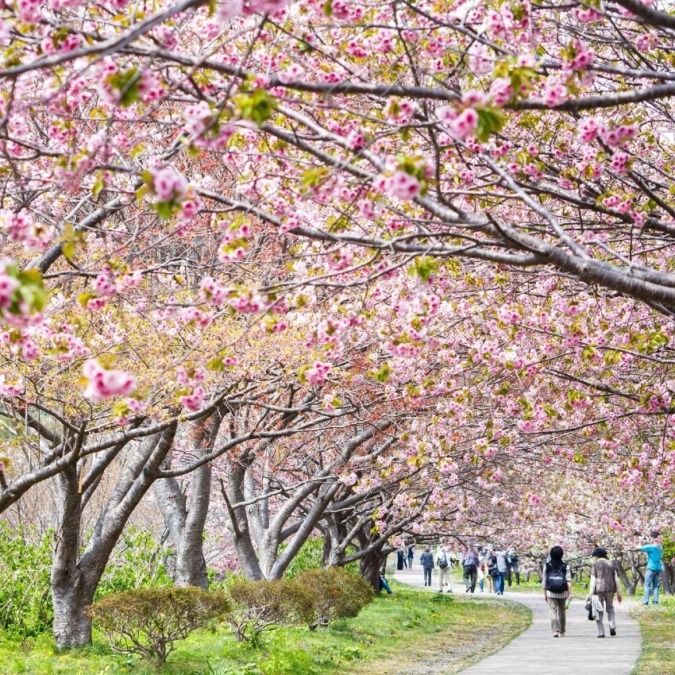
360;549;382;591
220;457;264;580
174;461;210;589
51;464;93;649
52;580;95;649
155;412;222;589
662;562;673;595
615;560;632;594
51;426;176;648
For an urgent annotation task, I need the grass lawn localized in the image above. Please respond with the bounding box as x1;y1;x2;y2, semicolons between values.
0;582;530;675
631;596;675;674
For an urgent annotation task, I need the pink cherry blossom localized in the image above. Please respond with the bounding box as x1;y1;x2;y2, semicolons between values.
386;170;421;201
82;360;136;401
450;108;478;139
151;167;188;202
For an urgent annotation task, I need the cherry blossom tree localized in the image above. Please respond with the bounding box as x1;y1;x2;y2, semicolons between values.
2;0;675;650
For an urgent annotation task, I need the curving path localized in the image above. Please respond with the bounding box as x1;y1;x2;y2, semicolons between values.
394;568;642;674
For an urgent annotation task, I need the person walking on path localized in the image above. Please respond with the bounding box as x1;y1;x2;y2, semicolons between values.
508;548;521;586
588;547;622;637
494;547;509;595
397;548;406;570
463;546;479;593
437;545;452;592
543;545;572;638
407;544;415;570
420;546;434;587
486;550;498;593
640;531;663;605
477;558;486;592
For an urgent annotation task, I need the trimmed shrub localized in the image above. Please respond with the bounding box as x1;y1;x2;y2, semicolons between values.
225;579;294;644
88;587;230;664
288;568;373;630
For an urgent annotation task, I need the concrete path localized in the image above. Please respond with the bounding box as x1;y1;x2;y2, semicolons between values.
394;568;642;674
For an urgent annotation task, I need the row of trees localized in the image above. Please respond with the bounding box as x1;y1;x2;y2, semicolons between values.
1;0;675;651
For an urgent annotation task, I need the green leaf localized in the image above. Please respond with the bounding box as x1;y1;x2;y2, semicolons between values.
371;362;391;383
408;256;439;282
92;178;104;197
475;108;505;142
234;88;277;126
206;357;225;372
154;201;175;221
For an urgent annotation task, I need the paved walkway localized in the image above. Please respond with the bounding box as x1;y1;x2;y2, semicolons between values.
394;568;642;674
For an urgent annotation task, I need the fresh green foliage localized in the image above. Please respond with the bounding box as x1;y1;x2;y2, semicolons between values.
282;538;325;578
0;525;170;640
2;265;47;317
95;527;171;599
0;523;53;638
288;568;373;630
234;88;277;126
88;587;231;664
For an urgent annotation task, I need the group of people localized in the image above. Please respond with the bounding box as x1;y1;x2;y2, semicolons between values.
544;531;665;639
395;545;415;570
417;543;520;595
409;531;667;641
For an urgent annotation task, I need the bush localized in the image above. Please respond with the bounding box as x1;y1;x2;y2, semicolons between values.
0;523;53;637
225;580;294;644
289;568;373;630
88;587;230;664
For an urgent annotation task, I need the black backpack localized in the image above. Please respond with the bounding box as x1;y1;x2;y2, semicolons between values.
545;562;568;593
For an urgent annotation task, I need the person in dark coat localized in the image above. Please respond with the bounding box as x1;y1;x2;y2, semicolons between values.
397;548;405;570
420;546;434;586
407;544;415;569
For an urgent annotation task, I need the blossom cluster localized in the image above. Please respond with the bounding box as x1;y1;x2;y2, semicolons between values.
82;360;136;401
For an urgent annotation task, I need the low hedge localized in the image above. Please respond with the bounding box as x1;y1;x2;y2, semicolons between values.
88;586;230;664
90;568;374;661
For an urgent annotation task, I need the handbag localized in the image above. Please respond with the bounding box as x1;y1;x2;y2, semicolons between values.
584;597;594;621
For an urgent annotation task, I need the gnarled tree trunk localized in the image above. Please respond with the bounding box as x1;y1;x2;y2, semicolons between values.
51;426;176;649
155;409;224;588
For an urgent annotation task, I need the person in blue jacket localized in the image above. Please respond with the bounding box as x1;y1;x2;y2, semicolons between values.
641;530;663;606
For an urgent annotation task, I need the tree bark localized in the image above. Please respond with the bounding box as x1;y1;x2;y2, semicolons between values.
155;410;224;588
359;548;383;591
662;562;673;595
615;559;632;594
220;453;264;580
51;463;94;649
51;426;176;648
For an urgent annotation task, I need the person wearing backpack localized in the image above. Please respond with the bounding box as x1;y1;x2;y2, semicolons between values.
543;545;572;638
436;545;452;592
